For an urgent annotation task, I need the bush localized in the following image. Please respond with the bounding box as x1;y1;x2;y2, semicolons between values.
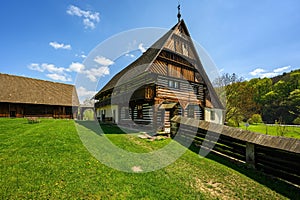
250;114;263;124
247;118;254;125
293;117;300;125
226;119;239;127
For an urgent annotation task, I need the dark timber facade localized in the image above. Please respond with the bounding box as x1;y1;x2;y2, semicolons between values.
94;20;224;132
0;73;79;119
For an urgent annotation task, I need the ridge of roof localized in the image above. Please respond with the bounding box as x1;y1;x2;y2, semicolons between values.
0;73;79;106
0;73;76;87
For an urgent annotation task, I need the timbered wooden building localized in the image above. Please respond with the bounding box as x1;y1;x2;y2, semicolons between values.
0;73;79;119
94;19;224;132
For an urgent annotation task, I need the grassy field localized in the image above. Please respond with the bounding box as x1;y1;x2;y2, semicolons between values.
1;118;299;199
239;123;300;139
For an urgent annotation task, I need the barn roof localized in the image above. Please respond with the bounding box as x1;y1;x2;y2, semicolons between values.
0;73;79;106
95;19;224;109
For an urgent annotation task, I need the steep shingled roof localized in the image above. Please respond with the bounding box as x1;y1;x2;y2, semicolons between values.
0;73;79;106
95;20;224;109
96;24;175;95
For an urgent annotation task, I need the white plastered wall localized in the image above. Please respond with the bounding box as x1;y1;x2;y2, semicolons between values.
205;108;224;125
96;105;119;123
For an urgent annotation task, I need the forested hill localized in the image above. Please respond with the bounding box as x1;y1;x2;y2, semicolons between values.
271;69;300;84
215;69;300;126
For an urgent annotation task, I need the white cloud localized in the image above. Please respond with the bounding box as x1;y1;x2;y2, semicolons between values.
94;56;114;66
85;66;110;82
77;86;96;100
69;62;85;73
49;41;71;50
273;65;290;73
28;63;71;82
28;55;112;83
67;5;100;29
46;73;72;82
28;63;44;72
42;63;65;74
75;52;87;59
138;43;146;53
249;65;292;78
260;72;279;78
28;63;65;74
83;18;95;30
125;53;135;58
249;68;265;76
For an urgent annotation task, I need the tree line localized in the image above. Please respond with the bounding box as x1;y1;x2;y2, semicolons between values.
214;69;300;126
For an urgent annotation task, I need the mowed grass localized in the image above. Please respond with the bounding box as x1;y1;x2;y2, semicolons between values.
239;123;300;139
0;119;299;199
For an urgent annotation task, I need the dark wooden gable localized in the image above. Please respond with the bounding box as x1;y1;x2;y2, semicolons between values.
95;19;224;110
147;20;224;109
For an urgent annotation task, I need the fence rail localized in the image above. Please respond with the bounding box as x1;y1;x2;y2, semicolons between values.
171;116;300;186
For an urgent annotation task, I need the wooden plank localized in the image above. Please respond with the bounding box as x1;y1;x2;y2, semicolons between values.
171;116;300;153
256;153;300;175
256;145;300;163
256;163;300;186
178;128;246;160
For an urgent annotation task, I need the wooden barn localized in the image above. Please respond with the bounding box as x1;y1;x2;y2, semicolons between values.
0;73;79;119
94;19;224;132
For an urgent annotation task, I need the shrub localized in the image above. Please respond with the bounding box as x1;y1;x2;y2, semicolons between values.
226;119;239;127
293;117;300;125
251;114;263;124
247;118;254;125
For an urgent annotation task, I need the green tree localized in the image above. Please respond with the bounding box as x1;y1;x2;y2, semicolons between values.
250;114;263;124
216;73;256;126
288;89;300;117
249;77;272;106
83;109;95;120
293;117;300;125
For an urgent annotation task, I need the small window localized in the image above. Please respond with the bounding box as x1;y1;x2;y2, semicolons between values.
174;81;179;89
169;80;174;88
168;80;179;89
193;86;198;94
188;106;194;118
210;110;215;121
137;105;143;119
182;43;189;56
145;87;154;99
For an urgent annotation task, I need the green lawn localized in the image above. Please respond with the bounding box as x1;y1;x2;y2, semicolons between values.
1;118;299;199
239;123;300;139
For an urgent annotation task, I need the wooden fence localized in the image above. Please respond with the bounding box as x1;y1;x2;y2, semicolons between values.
171;116;300;186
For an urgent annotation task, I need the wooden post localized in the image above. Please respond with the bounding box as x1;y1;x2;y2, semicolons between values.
246;142;255;168
153;104;158;131
164;110;171;135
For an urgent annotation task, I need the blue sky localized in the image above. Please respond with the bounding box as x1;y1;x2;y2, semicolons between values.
1;0;299;101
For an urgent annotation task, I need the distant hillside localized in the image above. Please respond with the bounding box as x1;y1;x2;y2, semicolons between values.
271;69;300;84
222;69;300;125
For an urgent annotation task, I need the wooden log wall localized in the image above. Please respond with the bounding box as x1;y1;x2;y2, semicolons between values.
0;103;74;119
156;75;202;104
171;116;300;186
132;103;153;125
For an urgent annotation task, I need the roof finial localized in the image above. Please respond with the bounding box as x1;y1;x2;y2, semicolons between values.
177;1;181;22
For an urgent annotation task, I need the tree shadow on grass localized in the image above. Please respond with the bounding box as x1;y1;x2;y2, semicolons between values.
75;120;105;136
188;143;300;199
